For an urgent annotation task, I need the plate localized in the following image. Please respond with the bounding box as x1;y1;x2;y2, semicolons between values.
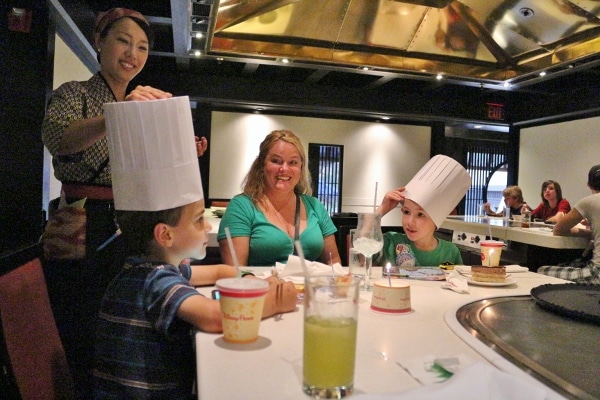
467;277;517;287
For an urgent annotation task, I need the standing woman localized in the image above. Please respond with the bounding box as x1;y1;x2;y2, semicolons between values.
41;8;202;397
218;130;341;266
528;180;571;223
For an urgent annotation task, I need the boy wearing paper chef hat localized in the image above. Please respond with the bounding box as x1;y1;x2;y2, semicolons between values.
373;155;471;268
94;96;296;398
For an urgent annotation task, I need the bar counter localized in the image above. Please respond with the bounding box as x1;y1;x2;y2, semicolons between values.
440;216;589;249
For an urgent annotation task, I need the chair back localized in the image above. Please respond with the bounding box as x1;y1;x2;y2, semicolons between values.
0;243;75;399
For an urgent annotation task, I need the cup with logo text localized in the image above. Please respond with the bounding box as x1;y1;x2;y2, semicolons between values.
480;240;504;267
216;278;269;344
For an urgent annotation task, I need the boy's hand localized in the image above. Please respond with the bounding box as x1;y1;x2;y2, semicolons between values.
377;187;406;216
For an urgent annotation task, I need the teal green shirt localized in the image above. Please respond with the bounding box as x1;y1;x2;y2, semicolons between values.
374;231;463;267
217;194;337;266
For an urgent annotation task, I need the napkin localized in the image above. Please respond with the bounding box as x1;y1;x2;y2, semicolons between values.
442;270;469;294
353;361;547;400
455;265;529;274
271;255;345;284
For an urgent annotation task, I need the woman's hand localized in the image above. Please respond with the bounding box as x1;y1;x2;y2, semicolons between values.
125;85;172;101
376;187;406;216
196;136;208;157
262;276;297;317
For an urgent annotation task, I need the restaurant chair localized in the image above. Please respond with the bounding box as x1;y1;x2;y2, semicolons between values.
0;243;75;400
211;200;229;208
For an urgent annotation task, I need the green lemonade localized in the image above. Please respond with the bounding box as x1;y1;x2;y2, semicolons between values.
303;316;358;389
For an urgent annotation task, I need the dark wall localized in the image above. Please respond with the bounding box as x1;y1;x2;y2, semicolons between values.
0;3;52;254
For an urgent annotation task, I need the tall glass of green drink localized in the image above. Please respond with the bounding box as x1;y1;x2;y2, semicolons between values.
303;275;360;398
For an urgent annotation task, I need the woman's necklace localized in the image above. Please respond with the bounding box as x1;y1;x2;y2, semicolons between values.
264;196;295;237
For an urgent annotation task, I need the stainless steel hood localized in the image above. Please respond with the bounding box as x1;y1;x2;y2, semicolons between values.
202;0;600;88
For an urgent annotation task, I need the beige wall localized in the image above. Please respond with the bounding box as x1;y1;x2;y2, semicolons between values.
209;112;431;225
519;117;600;208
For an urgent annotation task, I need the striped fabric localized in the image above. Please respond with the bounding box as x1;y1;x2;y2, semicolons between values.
93;258;200;399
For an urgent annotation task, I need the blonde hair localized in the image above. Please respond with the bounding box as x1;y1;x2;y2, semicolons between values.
502;185;523;203
242;130;312;204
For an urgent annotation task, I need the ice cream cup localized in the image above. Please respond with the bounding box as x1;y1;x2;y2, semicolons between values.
216;278;269;344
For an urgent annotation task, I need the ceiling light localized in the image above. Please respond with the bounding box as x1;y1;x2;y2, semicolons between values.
360;66;371;71
279;58;291;64
474;125;483;129
539;71;547;77
503;82;510;88
436;73;443;80
193;32;204;39
381;116;390;120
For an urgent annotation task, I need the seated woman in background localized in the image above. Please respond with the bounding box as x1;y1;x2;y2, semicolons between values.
218;130;341;266
484;185;525;217
526;180;571;223
537;165;600;284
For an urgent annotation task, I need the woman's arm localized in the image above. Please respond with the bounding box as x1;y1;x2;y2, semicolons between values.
57;115;107;155
318;234;342;265
219;236;250;266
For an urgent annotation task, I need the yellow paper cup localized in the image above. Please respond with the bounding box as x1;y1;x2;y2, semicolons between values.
216;278;269;344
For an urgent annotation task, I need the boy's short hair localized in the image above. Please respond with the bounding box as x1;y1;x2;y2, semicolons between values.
588;164;600;191
116;206;184;256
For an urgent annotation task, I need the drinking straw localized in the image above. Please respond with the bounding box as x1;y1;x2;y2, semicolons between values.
294;240;310;278
488;221;493;241
224;227;241;277
386;263;392;287
373;181;379;212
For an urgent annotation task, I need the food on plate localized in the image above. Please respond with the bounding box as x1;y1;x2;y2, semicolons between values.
471;266;506;283
439;261;455;270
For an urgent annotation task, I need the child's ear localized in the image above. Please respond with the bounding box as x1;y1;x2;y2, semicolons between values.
154;223;173;247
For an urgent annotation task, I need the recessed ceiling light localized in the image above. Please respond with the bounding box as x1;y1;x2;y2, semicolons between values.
474;125;483;129
381;116;390;120
539;71;547;77
280;58;290;64
503;82;510;88
436;73;443;80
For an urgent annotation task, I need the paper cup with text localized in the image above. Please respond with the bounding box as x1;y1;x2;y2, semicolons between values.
216;278;269;344
480;240;504;266
370;280;411;313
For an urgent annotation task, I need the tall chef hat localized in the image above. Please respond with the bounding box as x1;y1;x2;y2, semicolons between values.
104;96;203;211
403;155;471;228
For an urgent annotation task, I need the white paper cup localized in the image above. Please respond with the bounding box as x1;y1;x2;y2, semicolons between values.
216;278;269;344
370;280;411;313
480;240;504;266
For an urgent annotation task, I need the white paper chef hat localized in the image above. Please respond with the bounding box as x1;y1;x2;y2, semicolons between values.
104;96;203;211
403;155;471;228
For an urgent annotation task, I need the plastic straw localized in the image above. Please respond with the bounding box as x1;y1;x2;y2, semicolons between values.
386;263;392;287
224;227;241;277
488;221;493;241
294;240;310;278
373;181;379;212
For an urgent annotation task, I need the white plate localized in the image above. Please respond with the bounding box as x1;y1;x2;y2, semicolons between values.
467;277;517;287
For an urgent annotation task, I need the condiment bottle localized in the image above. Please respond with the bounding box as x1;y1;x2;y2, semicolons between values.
521;203;531;228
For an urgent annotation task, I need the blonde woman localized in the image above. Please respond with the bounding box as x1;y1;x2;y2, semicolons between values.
218;130;341;266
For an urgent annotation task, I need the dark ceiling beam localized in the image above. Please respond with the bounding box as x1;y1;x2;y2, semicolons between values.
50;0;98;73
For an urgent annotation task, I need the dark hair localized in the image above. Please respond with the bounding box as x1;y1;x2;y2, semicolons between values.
116;206;183;257
588;164;600;191
540;180;563;207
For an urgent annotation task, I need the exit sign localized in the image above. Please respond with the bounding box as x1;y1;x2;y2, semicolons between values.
487;103;505;120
